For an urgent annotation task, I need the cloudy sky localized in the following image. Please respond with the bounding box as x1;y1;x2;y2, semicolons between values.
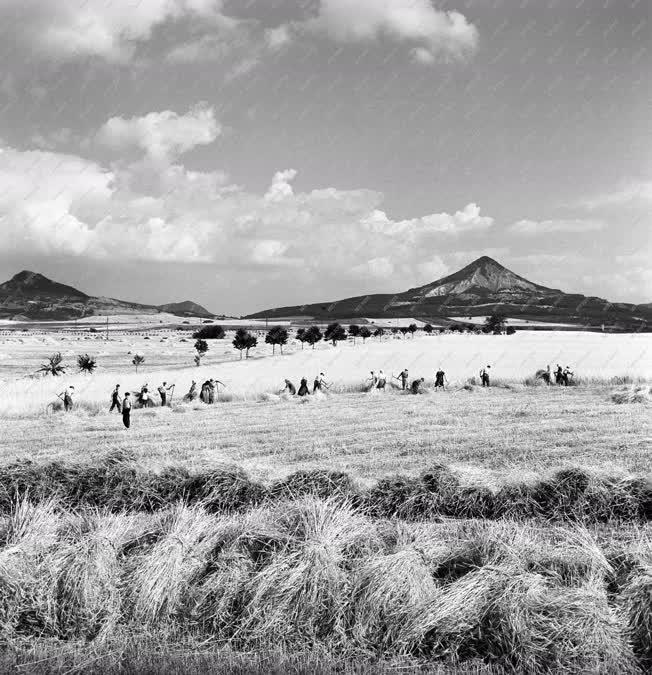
0;0;649;315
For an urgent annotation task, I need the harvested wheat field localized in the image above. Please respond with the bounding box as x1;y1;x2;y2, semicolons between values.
0;330;650;672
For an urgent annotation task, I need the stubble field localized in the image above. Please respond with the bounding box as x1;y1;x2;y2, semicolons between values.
0;328;650;673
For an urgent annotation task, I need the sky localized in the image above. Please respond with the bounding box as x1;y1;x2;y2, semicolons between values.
0;0;650;315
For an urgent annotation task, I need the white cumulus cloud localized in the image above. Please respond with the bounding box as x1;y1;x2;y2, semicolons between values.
303;0;478;62
0;131;493;289
96;105;221;161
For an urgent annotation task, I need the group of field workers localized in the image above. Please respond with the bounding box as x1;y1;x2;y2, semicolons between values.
55;359;574;430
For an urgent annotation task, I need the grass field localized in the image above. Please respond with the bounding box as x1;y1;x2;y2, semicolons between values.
0;328;650;673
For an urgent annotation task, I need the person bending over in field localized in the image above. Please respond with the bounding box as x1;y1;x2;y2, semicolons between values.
376;370;387;390
122;392;131;428
184;380;197;402
282;379;296;395
110;384;121;412
297;378;310;396
434;369;447;389
411;378;425;395
158;381;174;406
562;366;574;386
395;369;409;390
313;372;329;393
480;366;491;387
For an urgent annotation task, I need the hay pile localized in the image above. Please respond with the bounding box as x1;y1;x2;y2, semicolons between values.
612;385;651;404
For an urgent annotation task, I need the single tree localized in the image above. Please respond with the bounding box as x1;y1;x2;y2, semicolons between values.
408;323;418;338
39;352;65;377
484;312;507;334
132;354;145;372
194;339;209;366
373;327;385;339
77;353;96;374
304;325;323;349
348;324;361;344
399;326;409;338
324;322;347;346
192;325;225;340
233;328;257;359
245;333;258;358
423;324;434;334
359;326;372;343
296;328;307;349
265;325;289;354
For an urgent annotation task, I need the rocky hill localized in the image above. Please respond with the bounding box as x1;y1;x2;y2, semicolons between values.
0;271;214;321
246;257;651;330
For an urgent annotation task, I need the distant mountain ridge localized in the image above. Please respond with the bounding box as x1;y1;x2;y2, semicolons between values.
0;271;214;320
246;256;651;330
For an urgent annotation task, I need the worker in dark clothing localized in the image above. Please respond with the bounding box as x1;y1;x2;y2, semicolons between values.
434;369;447;389
283;379;296;395
297;378;310;396
122;392;132;428
110;385;121;412
555;365;563;385
562;366;574;386
60;386;74;411
394;369;409;390
480;366;491;387
411;378;425;394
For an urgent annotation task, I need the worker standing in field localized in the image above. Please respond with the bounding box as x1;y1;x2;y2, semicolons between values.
313;372;329;393
158;381;174;406
480;366;491;387
59;385;74;412
395;369;409;390
297;378;310;396
109;384;121;412
122;392;132;428
563;366;574;386
367;371;378;391
434;368;447;389
555;364;563;385
200;380;211;403
376;370;387;390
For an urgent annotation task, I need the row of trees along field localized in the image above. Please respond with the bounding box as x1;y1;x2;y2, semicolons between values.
191;313;513;361
36;314;514;375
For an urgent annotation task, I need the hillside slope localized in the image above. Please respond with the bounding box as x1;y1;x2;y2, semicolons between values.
247;257;651;330
0;271;214;320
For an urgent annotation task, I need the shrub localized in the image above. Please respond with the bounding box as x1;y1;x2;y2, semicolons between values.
77;353;97;373
38;352;65;376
